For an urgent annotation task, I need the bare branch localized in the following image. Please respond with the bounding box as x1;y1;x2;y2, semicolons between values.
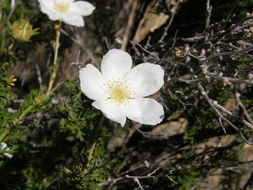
100;167;161;187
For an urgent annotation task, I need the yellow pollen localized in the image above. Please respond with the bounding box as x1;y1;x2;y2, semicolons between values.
107;80;133;104
54;4;70;13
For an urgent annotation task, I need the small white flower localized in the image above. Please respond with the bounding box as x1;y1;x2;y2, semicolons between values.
79;49;164;126
38;0;95;27
0;142;13;159
0;143;7;150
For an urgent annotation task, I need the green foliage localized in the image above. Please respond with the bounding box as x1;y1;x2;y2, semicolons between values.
19;90;49;114
56;80;123;189
238;0;253;8
183;100;216;144
183;124;202;145
56;141;121;190
153;167;201;190
58;80;101;142
241;88;253;108
0;3;18;142
176;169;200;190
182;82;231;144
24;165;56;190
0;63;16;129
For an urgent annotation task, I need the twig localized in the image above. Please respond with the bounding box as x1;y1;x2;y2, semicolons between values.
158;1;180;43
235;92;253;125
204;0;212;34
204;70;253;85
219;118;227;134
197;82;253;145
100;167;161;187
135;43;158;60
206;46;253;61
134;178;144;190
212;101;235;117
121;0;139;50
180;36;204;42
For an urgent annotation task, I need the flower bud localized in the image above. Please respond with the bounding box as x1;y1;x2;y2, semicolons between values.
54;23;61;30
11;19;38;42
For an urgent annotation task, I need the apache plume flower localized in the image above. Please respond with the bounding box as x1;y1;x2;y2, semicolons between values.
79;49;164;126
38;0;95;27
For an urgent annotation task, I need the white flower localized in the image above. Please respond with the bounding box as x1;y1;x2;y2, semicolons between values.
38;0;95;27
0;142;13;159
79;49;164;126
0;143;7;150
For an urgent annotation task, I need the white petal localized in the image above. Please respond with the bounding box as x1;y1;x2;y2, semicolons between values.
3;153;13;159
38;0;54;7
70;1;95;16
124;63;164;97
54;0;74;4
101;49;132;80
39;4;61;20
79;64;105;100
123;98;164;125
92;100;126;126
62;14;84;26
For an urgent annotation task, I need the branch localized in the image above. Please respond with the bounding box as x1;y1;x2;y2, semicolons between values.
197;82;253;145
100;167;161;187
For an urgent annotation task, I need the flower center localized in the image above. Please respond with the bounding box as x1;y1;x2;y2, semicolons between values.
54;4;70;13
106;80;134;104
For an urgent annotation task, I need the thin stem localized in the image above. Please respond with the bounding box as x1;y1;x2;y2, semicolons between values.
47;23;61;96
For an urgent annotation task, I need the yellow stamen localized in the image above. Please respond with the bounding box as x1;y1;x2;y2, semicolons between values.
107;80;133;104
54;4;70;13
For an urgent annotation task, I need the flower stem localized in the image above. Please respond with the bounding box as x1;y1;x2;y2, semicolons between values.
47;22;61;96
